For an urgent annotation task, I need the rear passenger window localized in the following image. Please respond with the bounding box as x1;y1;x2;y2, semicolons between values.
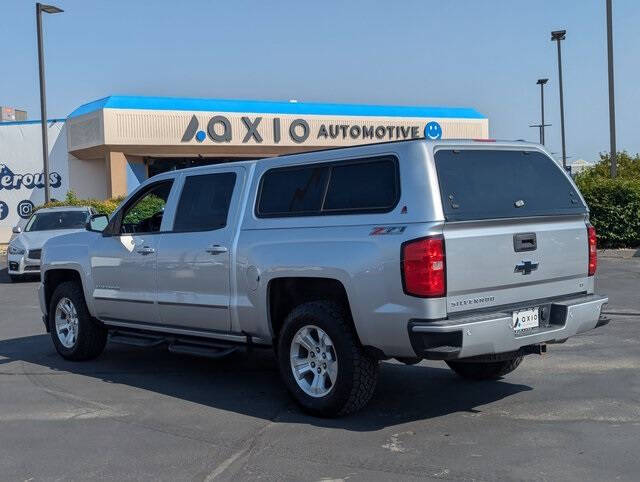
257;156;399;217
173;172;236;232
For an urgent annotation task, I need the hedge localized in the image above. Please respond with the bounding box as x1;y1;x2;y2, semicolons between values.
575;152;640;248
36;191;164;225
36;191;124;215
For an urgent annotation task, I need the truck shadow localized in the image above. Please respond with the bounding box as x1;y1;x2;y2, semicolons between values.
0;334;532;432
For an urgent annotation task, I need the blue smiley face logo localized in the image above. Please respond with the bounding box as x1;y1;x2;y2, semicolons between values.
424;121;443;140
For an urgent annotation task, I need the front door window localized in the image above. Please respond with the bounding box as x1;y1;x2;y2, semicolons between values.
120;181;173;234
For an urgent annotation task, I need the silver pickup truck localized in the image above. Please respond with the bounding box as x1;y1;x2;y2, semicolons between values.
39;139;608;416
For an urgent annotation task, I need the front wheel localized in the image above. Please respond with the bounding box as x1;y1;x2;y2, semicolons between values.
277;301;378;417
446;356;523;380
49;281;107;361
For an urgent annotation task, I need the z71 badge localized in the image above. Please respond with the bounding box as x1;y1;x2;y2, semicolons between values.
370;226;407;235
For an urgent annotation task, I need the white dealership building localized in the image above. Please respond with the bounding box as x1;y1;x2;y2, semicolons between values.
0;95;488;242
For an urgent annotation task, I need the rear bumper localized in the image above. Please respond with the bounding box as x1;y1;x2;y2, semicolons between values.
409;294;608;360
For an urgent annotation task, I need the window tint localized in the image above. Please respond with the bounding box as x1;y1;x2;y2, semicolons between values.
121;181;173;234
173;172;236;232
434;149;586;221
323;159;397;211
257;156;399;217
258;166;329;216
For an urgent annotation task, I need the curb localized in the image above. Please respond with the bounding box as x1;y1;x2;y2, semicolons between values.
598;248;640;259
602;311;640;317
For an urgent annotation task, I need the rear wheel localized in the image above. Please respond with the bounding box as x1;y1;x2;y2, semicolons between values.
446;356;523;380
277;301;378;417
49;281;107;361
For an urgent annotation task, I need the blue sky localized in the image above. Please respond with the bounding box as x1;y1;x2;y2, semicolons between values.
1;0;638;162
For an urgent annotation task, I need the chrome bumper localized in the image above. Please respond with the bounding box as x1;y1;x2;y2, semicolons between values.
409;294;608;360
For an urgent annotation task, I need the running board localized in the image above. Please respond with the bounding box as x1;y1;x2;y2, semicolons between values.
108;328;241;359
168;343;237;359
109;331;166;348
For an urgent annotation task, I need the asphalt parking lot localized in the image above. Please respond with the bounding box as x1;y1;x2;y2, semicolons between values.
0;258;638;481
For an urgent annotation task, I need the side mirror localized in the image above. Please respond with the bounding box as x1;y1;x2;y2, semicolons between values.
86;214;109;232
12;226;22;234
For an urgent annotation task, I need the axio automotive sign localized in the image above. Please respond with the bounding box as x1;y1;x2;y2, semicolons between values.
0;121;69;242
182;114;443;144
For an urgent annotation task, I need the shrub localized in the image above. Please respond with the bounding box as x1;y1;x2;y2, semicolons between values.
575;152;640;248
36;191;125;216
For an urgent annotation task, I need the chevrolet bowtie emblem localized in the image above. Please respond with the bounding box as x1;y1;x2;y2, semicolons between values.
515;260;539;275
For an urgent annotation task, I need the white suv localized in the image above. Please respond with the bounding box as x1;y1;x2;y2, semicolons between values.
8;206;93;282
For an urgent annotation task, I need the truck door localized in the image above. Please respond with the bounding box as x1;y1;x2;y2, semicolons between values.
89;179;175;324
155;167;244;332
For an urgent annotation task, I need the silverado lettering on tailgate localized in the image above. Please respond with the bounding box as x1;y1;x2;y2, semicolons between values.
450;296;496;308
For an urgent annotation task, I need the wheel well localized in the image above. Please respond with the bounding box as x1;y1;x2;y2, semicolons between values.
44;269;82;311
267;277;357;342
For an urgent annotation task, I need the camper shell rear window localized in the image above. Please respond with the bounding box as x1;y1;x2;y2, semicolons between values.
434;149;587;221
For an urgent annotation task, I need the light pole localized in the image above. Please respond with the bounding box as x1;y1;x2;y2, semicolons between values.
551;30;567;169
36;3;63;204
606;0;617;178
537;78;549;145
530;78;551;145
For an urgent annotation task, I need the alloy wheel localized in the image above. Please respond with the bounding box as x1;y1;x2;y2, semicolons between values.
55;297;79;349
289;325;338;398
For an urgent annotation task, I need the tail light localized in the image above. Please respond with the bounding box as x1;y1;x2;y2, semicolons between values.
401;236;446;297
587;225;597;276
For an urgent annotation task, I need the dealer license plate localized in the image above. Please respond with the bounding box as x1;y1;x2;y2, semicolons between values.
512;307;539;333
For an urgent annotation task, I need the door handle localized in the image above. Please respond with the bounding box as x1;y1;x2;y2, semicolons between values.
206;245;228;255
513;233;537;252
136;246;155;255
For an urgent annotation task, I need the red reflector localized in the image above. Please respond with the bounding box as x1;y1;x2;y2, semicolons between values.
588;225;597;276
473;138;496;142
401;236;446;297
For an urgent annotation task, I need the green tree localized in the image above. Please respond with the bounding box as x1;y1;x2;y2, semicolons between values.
576;151;640;183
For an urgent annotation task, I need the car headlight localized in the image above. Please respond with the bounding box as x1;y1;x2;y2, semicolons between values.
8;244;26;255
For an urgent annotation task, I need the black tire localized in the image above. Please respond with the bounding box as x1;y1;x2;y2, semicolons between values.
277;301;378;417
9;274;21;283
49;281;107;361
446;356;523;380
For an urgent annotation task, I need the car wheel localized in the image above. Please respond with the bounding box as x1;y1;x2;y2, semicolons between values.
277;301;378;417
9;274;21;283
446;356;523;380
49;281;107;361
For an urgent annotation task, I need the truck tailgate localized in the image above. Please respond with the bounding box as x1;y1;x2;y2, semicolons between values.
444;216;589;313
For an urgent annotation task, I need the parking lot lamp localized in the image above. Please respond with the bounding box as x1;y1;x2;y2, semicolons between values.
36;3;64;204
530;79;550;145
551;30;567;170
